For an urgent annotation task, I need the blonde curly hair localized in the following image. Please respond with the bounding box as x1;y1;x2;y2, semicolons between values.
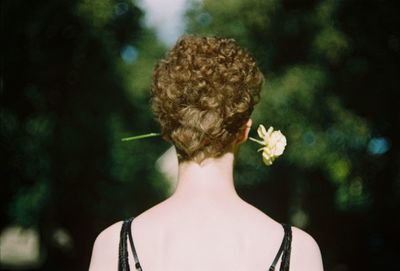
151;36;264;163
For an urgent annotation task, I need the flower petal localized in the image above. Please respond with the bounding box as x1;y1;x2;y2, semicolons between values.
267;126;274;137
262;151;274;165
257;124;268;140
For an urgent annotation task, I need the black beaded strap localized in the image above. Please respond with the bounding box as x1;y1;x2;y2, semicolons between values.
118;217;134;271
127;218;143;270
280;224;292;271
269;224;292;271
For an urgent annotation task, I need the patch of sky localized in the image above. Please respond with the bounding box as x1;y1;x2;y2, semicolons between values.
120;45;138;64
196;12;212;26
367;137;390;155
303;130;316;145
114;2;129;16
138;0;188;46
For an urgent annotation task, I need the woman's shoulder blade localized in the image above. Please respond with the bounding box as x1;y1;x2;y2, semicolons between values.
88;220;124;271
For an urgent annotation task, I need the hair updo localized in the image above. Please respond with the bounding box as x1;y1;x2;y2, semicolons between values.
151;36;264;163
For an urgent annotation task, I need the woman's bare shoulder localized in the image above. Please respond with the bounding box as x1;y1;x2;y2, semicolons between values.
88;220;124;271
291;226;324;271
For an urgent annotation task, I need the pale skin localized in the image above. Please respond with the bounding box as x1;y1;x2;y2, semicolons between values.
89;119;324;271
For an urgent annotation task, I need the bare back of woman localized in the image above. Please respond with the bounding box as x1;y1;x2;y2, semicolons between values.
89;36;323;271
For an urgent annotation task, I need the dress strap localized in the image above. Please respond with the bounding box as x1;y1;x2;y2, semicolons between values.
118;217;143;271
118;217;133;271
269;224;292;271
127;218;143;270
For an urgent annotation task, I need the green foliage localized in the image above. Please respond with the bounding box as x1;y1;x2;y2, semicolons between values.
2;0;399;270
187;0;371;210
186;1;399;269
77;0;115;28
2;0;167;269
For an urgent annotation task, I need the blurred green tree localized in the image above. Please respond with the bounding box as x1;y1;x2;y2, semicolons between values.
186;0;399;270
2;0;168;269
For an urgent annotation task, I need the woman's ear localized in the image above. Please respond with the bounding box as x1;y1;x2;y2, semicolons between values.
237;119;252;144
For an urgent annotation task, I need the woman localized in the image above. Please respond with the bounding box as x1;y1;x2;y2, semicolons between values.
89;36;323;271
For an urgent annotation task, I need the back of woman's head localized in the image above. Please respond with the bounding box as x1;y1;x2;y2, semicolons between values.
151;36;264;163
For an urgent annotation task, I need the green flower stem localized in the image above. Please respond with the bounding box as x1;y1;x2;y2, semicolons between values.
121;133;160;141
249;137;264;145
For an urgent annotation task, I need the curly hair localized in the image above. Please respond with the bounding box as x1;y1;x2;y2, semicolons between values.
151;36;264;163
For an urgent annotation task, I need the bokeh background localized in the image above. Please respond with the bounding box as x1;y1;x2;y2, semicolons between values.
1;0;399;270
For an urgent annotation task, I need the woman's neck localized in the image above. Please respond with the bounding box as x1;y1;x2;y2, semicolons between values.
170;152;241;205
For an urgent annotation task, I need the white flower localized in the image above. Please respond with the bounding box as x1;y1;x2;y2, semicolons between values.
250;124;287;166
